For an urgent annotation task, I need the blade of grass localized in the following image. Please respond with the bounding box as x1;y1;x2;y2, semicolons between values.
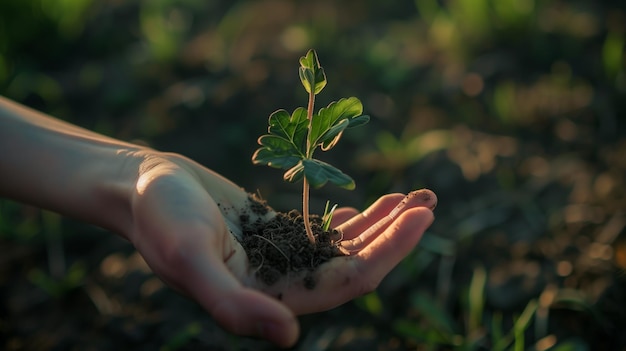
492;299;538;351
160;322;201;351
491;312;504;351
468;266;486;334
410;291;459;342
514;299;539;351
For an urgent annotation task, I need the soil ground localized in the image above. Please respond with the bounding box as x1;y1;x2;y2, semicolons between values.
1;1;626;350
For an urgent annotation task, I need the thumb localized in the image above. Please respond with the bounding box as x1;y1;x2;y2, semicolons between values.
182;251;300;347
208;286;300;347
137;233;300;346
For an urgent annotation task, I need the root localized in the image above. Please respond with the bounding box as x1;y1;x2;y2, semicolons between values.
252;234;290;264
251;251;264;274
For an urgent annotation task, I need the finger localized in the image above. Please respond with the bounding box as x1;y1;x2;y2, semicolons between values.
356;207;434;280
339;189;437;251
177;222;299;347
330;207;359;227
275;207;433;315
152;223;300;347
192;255;300;347
133;176;299;347
337;193;406;240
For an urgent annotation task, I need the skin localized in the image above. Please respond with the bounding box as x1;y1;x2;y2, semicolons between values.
338;189;437;253
0;96;436;348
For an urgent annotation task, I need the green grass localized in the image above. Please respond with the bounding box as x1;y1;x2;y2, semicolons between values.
0;0;624;349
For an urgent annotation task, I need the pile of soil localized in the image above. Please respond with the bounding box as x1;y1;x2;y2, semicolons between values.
237;195;345;289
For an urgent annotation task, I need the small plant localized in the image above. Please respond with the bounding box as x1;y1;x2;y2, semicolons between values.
252;49;369;244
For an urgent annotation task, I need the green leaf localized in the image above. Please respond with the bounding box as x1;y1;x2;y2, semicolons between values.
309;97;366;153
252;138;301;169
252;108;309;169
283;160;305;183
267;108;308;147
299;49;327;95
301;159;355;189
253;49;366;195
282;159;356;190
319;118;349;151
347;114;370;128
257;134;292;149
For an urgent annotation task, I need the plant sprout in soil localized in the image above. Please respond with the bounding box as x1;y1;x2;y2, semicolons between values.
231;49;434;289
252;49;369;244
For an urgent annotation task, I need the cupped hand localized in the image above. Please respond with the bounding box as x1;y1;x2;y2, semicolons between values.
126;152;436;347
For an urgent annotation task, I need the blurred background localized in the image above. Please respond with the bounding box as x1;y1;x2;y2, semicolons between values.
1;0;625;350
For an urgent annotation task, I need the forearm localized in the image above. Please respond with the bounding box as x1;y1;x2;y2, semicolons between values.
0;96;143;236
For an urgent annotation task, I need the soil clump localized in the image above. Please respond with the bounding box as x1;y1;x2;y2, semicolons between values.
238;195;345;289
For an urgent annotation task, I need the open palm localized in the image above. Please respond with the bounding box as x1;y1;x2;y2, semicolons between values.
128;152;436;347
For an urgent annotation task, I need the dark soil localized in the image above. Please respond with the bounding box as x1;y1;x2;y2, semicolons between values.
2;1;626;350
238;195;345;288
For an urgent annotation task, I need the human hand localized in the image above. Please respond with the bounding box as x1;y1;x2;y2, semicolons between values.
126;151;436;347
255;189;437;315
0;96;435;347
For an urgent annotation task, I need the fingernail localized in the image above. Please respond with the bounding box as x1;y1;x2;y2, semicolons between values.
410;189;438;210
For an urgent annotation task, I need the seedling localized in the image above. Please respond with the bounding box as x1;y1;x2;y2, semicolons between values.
252;49;369;244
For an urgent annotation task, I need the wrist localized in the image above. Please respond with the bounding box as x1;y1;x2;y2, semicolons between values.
89;147;149;238
0;97;146;237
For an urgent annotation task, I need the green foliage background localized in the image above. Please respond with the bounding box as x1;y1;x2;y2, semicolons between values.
1;0;625;350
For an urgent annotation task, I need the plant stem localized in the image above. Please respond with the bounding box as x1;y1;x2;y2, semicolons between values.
303;88;316;244
302;178;315;243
